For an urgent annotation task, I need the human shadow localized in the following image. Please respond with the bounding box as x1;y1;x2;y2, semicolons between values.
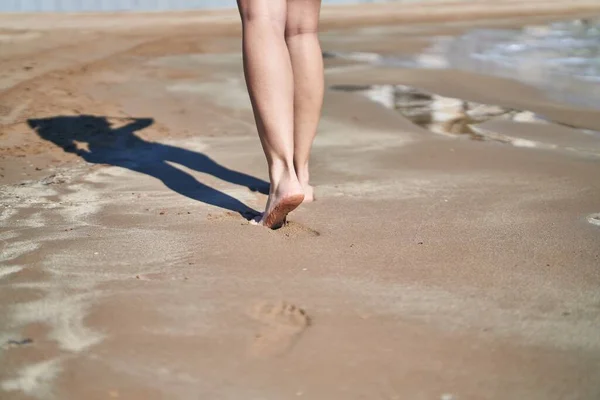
27;115;268;217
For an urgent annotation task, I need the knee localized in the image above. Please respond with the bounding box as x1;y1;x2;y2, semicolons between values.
285;23;319;39
238;4;286;35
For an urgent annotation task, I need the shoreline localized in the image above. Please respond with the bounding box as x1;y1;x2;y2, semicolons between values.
0;0;599;31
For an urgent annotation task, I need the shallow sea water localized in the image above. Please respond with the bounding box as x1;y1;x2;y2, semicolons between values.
386;19;600;109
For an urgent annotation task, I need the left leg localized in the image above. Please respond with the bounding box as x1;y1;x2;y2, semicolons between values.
237;0;304;228
286;0;324;202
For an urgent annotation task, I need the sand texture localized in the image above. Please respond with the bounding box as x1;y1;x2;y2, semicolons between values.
1;1;600;399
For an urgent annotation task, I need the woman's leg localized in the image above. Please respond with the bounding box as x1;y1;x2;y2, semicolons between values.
237;0;304;228
286;0;324;202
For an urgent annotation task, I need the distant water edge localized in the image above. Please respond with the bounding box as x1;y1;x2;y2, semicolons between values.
0;0;435;13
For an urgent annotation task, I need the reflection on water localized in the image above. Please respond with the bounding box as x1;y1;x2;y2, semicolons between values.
331;83;544;140
387;19;600;108
330;83;600;155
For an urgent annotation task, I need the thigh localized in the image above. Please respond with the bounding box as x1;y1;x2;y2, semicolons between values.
286;0;322;36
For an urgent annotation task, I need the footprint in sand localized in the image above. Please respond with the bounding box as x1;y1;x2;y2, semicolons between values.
278;221;320;238
248;301;311;357
208;212;321;238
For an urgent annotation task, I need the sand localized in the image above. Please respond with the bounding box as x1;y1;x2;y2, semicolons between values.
1;1;600;399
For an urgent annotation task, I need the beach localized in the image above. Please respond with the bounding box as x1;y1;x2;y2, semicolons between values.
1;1;600;399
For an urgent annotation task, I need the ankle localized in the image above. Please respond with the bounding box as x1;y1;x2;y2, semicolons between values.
269;158;297;185
294;161;310;186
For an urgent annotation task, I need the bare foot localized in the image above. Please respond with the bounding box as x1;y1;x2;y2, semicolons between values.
260;194;304;229
295;166;315;203
257;177;304;229
302;184;315;203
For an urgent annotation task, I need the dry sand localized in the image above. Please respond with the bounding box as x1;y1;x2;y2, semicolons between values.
1;1;600;399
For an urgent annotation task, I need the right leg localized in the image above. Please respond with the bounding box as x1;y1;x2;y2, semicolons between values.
237;0;304;228
286;0;324;202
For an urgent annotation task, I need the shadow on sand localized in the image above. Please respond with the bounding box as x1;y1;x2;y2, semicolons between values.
27;115;268;218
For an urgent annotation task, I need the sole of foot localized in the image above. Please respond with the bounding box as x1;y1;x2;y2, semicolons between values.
261;193;305;229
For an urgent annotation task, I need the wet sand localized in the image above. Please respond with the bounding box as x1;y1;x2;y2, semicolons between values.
1;1;600;399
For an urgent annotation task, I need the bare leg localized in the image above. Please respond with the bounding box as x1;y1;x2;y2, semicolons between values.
237;0;304;228
286;0;324;202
